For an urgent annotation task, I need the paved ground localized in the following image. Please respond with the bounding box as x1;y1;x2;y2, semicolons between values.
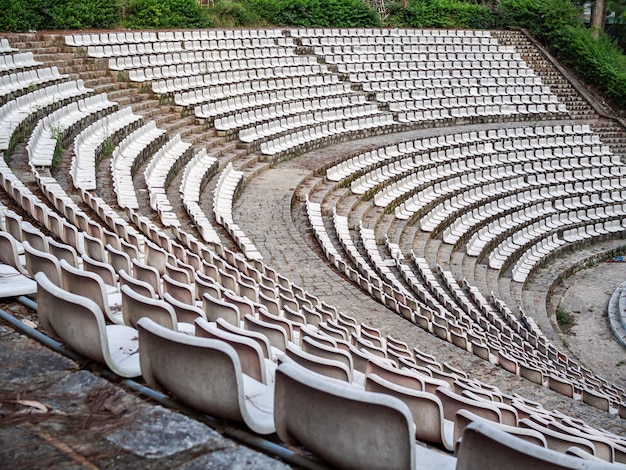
0;302;294;469
558;262;626;389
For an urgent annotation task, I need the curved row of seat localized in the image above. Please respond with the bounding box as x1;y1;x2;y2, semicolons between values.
4;30;626;469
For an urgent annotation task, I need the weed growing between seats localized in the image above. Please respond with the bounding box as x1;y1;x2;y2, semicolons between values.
556;302;575;334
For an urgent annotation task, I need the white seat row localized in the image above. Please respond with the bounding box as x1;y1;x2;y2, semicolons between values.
212;163;262;260
65;29;282;47
359;222;411;297
395;176;529;220
27;93;116;167
0;80;91;150
337;60;533;76
0;52;42;72
181;37;292;52
488;205;626;269
213;162;243;227
260;114;394;156
87;41;185;58
154;64;329;95
300;35;496;47
194;77;345;115
333;211;382;287
109;48;299;72
464;188;626;254
364;76;542;93
0;67;69;100
305;197;343;264
144;134;192;227
71;107;142;191
241;103;379;143
327;124;599;181
176;66;332;107
363;141;616;204
179;148;220;244
111;121;165;210
218;94;365;133
291;27;492;38
316;45;517;58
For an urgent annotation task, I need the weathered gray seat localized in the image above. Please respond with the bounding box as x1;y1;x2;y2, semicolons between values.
60;259;123;325
456;420;613;470
195;317;275;385
202;292;240;326
23;240;62;287
137;317;275;434
454;409;547;451
35;272;140;378
274;361;456;470
0;231;37;297
121;284;194;334
365;373;454;451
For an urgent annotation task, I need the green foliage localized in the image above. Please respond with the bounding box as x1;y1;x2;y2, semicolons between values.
556;303;573;327
387;0;497;29
0;0;51;32
499;0;580;42
49;0;119;29
207;0;380;28
500;0;626;106
0;0;118;31
555;25;626;102
124;0;213;29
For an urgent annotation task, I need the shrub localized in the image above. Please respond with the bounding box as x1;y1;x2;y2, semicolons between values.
500;0;626;108
555;25;626;103
387;0;497;30
0;0;51;32
499;0;580;42
50;0;119;29
125;0;212;29
207;0;380;28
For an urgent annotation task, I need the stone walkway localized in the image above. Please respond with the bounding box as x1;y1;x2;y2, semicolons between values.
0;301;292;469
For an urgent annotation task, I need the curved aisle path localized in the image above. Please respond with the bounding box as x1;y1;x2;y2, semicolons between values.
233;138;626;436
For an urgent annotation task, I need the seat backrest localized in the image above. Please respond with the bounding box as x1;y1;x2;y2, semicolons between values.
436;386;502;423
274;361;415;470
137;317;243;421
0;231;28;275
456;420;608;470
121;284;177;330
202;292;240;325
195;317;266;383
365;373;448;448
60;259;110;315
35;271;106;365
23;240;62;287
285;342;351;383
244;313;288;351
118;269;156;299
216;317;272;360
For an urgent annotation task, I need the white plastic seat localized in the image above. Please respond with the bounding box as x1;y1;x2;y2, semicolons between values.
137;317;275;434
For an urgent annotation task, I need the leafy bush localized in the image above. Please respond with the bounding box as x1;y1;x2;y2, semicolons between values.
500;0;626;106
207;0;380;28
387;0;497;29
499;0;580;42
0;0;51;32
50;0;119;29
124;0;212;28
555;25;626;102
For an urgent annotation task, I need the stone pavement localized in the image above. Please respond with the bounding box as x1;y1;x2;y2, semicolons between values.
0;301;293;469
233;136;626;437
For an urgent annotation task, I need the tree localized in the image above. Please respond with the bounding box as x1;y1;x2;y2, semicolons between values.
592;0;606;36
